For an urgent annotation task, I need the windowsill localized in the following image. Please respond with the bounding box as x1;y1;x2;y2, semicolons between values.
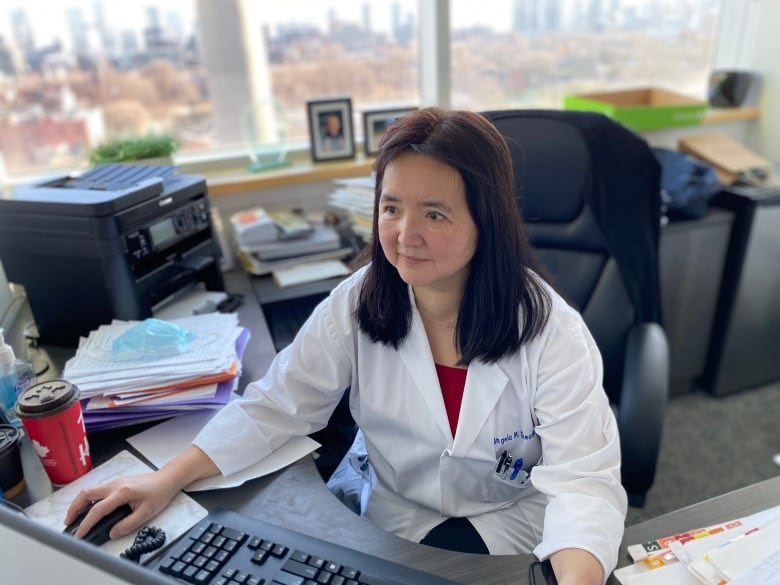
703;106;760;124
193;107;760;197
202;157;376;196
3;107;756;195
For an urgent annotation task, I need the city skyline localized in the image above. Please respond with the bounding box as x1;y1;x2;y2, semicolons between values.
0;0;719;53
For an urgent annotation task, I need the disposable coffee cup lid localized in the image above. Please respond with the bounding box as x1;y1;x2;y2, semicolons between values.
15;379;79;416
0;424;20;453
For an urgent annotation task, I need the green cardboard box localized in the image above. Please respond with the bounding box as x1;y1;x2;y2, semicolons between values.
564;87;706;131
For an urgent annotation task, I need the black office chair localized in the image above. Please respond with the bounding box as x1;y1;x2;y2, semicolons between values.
482;109;669;507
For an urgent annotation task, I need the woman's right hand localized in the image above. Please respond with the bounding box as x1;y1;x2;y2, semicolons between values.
64;445;221;541
64;469;180;540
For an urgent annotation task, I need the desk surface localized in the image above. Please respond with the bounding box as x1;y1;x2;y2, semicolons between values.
9;267;780;585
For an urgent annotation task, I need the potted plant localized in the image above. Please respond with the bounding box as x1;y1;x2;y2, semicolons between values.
88;133;179;166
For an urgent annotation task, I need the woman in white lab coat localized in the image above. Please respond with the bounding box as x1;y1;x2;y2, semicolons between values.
67;108;626;585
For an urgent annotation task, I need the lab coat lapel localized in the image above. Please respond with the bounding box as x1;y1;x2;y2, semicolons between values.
398;310;453;443
453;361;508;454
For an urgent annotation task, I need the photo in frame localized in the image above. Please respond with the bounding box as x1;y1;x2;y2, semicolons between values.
307;98;355;162
362;107;418;156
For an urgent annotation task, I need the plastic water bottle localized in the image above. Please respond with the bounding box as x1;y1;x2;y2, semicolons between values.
0;328;34;427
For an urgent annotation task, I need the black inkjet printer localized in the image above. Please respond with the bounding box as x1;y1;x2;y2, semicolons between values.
0;164;225;346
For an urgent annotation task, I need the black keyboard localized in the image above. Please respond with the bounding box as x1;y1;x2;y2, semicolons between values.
148;508;462;585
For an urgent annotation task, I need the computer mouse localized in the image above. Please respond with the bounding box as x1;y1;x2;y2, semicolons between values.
63;502;133;546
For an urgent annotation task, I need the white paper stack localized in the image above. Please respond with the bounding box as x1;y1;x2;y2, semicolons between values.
61;313;248;431
328;176;375;241
242;224;342;261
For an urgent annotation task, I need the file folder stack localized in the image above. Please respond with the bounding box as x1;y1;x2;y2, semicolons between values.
61;312;249;432
231;207;352;276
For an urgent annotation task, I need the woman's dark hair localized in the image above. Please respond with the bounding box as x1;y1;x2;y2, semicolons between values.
355;107;550;364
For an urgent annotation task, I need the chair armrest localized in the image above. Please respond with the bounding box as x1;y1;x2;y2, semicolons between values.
617;322;669;505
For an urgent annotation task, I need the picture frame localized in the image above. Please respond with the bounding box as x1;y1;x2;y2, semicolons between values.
362;107;418;156
307;98;356;162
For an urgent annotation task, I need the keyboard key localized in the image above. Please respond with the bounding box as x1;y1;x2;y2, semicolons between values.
213;535;227;548
252;550;270;565
290;550;309;564
281;559;318;579
221;527;247;542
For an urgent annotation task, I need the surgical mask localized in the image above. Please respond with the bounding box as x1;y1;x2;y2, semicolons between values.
111;318;195;361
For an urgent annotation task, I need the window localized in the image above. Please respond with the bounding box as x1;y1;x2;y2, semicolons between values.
450;0;722;111
0;0;419;179
0;0;724;181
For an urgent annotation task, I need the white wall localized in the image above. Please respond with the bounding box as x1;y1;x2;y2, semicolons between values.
715;0;779;162
743;1;779;162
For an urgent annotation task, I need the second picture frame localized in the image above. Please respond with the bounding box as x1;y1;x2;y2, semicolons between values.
362;107;418;157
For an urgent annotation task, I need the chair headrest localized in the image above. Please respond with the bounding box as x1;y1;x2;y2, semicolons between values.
488;115;591;224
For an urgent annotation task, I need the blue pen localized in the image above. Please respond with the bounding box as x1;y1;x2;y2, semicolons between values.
510;457;524;480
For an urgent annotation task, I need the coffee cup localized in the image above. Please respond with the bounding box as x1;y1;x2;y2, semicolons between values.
0;423;25;498
14;379;92;485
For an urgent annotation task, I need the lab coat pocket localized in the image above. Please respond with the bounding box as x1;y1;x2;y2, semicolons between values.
484;468;532;502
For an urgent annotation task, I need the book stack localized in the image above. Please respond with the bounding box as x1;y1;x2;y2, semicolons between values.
61;313;248;432
327;176;376;242
614;503;780;584
231;207;352;277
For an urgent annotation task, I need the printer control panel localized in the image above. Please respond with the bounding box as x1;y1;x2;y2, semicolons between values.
125;200;211;261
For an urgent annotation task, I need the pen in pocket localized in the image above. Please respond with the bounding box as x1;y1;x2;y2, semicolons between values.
510;457;524;480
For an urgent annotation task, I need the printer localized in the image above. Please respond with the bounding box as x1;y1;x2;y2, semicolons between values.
0;164;225;346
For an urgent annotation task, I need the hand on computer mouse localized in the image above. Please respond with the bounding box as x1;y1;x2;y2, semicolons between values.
63;502;133;546
64;445;221;541
64;471;176;541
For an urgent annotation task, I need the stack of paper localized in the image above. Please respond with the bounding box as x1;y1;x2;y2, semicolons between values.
230;207;353;277
327;176;375;241
62;313;249;432
614;504;780;584
243;224;342;261
272;259;351;288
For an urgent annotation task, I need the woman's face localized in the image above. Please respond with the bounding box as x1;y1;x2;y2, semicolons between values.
378;152;478;293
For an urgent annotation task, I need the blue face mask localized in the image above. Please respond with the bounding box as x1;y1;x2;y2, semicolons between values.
111;318;195;361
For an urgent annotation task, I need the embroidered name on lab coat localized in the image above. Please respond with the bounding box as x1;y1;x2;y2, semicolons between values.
493;428;536;446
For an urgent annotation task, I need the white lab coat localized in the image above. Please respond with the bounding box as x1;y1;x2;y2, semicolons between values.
194;266;627;580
